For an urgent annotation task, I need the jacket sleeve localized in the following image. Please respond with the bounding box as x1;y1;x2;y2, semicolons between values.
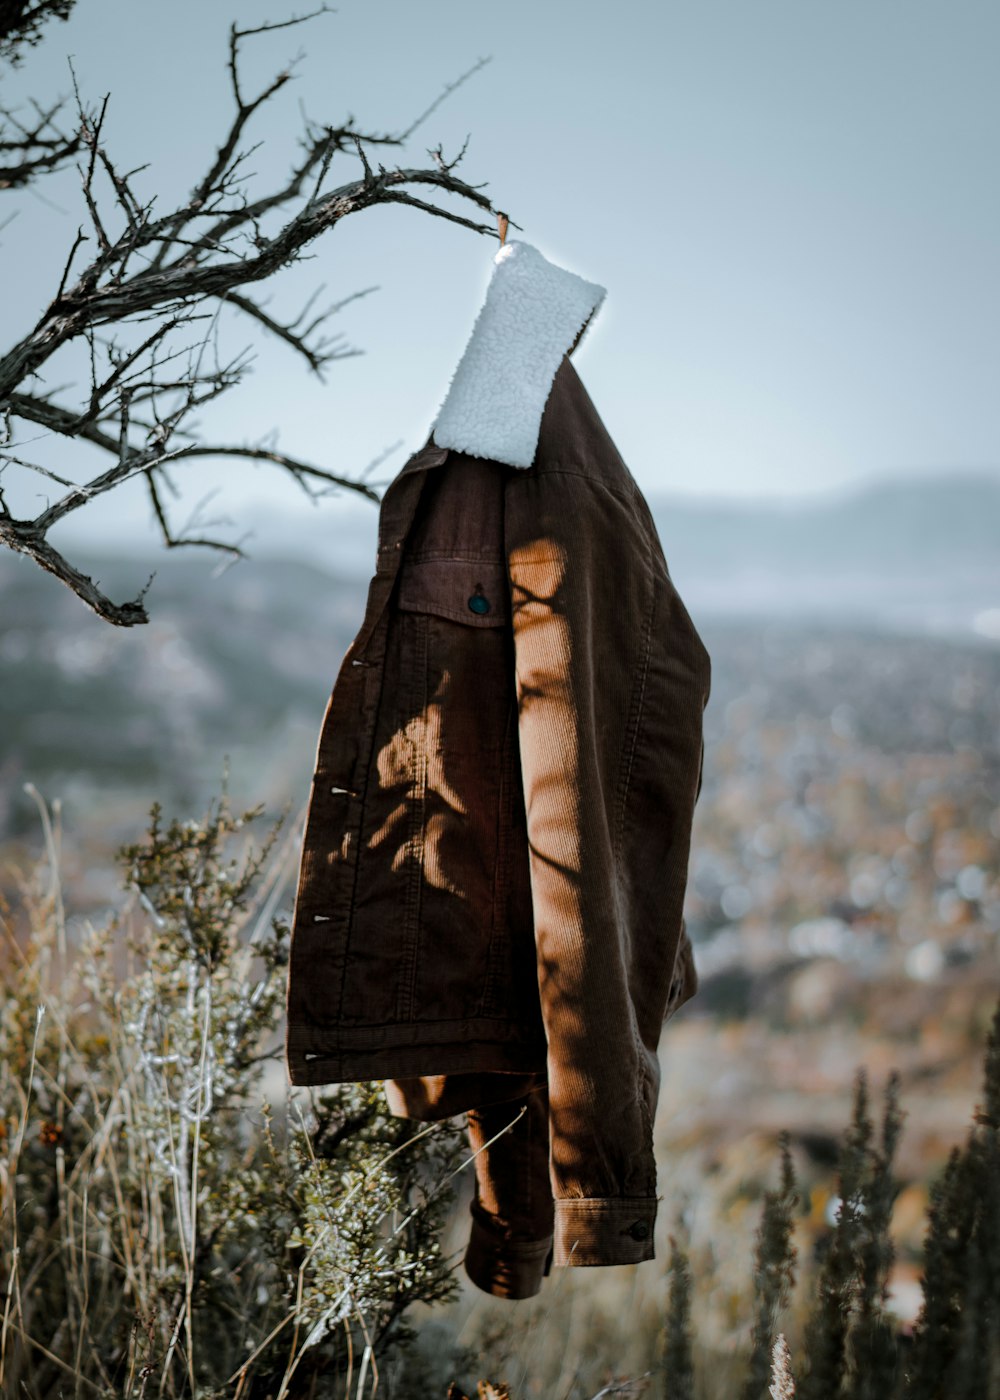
505;466;710;1267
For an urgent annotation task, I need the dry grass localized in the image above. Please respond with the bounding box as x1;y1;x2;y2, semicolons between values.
0;786;466;1399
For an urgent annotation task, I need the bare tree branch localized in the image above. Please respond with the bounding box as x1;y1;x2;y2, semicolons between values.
394;54;492;144
0;513;151;625
0;0;76;65
0;9;521;625
0;90;81;187
145;469;248;561
223;285;371;378
141;11;328;275
6;389;383;517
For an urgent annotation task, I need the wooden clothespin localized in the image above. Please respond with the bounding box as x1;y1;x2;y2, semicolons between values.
497;211;509;247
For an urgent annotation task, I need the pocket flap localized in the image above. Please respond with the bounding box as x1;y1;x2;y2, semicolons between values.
396;558;509;627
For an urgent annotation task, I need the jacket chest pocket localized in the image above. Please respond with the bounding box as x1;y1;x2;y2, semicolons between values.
392;558;512;759
396;558;510;628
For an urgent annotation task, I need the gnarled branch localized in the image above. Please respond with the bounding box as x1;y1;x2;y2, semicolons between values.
0;9;521;625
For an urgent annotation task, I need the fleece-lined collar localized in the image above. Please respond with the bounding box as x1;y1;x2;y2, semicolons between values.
430;240;606;470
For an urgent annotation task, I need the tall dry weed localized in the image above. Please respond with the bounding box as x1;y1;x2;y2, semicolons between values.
0;785;467;1399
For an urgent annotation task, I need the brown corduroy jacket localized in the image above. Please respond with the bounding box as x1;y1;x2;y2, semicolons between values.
286;353;711;1298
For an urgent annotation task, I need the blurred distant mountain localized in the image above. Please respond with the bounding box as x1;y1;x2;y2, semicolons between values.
233;468;1000;637
649;470;1000;575
9;469;1000;642
645;470;1000;636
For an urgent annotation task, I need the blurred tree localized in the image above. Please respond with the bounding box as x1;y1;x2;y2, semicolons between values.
0;0;79;185
0;5;509;624
0;0;76;68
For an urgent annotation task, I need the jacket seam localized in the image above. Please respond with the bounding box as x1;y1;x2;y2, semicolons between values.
613;528;658;1191
396;611;429;1023
287;1013;547;1038
404;549;507;564
480;480;518;1021
479;696;517;1019
521;464;644;515
613;530;656;866
512;467;656;585
635;1053;657;1194
396;600;506;628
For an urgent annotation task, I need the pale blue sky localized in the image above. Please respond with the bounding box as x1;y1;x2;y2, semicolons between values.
1;0;997;551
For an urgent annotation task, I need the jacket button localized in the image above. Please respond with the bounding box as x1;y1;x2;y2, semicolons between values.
467;592;491;615
628;1220;650;1241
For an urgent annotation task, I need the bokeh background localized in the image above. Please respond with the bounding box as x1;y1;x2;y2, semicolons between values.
2;1;999;1392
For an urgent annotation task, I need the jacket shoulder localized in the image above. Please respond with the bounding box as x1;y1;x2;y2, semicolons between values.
530;355;640;503
520;356;683;583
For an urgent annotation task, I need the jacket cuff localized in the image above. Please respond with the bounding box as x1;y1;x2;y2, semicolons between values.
464;1209;554;1300
553;1197;658;1267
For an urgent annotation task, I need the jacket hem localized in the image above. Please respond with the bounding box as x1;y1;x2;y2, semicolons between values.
553;1196;658;1268
286;1024;547;1087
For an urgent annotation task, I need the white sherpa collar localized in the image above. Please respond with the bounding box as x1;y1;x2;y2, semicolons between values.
430;239;606;470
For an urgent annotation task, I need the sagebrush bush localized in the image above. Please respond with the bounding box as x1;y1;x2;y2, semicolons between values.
0;786;467;1399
